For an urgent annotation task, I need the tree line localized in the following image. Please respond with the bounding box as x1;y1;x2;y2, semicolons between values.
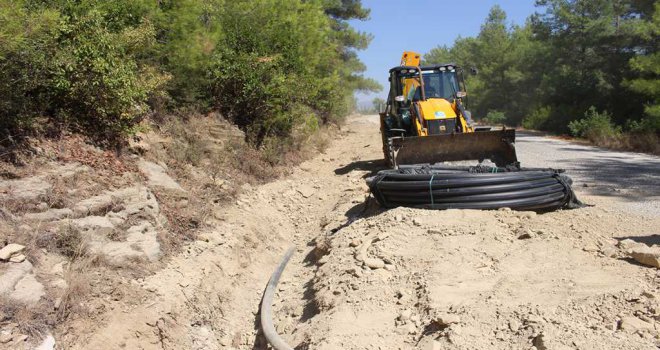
424;0;659;152
0;0;380;149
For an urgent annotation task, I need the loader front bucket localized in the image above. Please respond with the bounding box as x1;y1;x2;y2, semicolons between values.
389;129;518;168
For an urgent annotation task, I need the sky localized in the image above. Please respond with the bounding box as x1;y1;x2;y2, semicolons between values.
350;0;538;108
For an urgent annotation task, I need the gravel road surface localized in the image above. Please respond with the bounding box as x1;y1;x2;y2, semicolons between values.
517;131;660;216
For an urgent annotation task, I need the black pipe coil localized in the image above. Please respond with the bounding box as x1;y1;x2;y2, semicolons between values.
367;166;584;211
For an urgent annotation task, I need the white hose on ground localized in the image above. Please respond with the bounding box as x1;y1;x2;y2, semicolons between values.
260;247;296;350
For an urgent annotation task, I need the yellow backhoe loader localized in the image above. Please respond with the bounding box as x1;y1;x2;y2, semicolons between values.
380;51;518;168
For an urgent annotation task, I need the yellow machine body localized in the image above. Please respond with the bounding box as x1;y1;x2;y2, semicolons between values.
400;51;421;66
380;51;518;167
398;52;474;137
414;99;473;136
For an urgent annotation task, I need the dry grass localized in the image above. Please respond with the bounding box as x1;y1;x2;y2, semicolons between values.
156;113;279;181
135;112;339;253
138;114;257;250
26;222;88;265
0;155;120;219
152;112;337;184
154;189;209;254
583;131;660;155
312;132;332;154
42;174;78;210
53;223;87;260
0;296;54;337
55;263;92;321
618;131;660;154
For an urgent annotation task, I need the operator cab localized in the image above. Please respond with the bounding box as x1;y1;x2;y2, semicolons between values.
384;64;471;137
393;64;467;104
421;65;464;100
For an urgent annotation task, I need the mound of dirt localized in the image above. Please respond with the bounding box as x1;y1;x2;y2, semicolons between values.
289;206;659;349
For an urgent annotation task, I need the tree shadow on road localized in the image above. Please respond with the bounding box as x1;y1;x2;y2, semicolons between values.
334;158;385;178
517;132;660;200
557;157;660;199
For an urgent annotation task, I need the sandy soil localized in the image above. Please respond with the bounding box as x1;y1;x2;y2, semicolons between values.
5;115;659;349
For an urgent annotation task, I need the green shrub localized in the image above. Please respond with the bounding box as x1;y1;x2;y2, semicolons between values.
210;53;293;145
484;110;506;124
522;106;551;130
626;112;660;133
51;12;167;141
209;0;340;147
152;0;223;107
568;107;621;143
0;2;167;143
0;2;60;136
1;0;375;152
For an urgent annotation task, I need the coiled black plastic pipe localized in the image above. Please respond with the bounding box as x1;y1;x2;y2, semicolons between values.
367;166;583;211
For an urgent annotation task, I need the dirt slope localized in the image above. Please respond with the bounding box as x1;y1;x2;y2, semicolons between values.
2;115;659;349
58;116;381;349
74;115;660;349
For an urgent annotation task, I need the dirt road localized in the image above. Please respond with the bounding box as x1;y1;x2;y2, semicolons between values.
517;131;660;214
68;115;659;349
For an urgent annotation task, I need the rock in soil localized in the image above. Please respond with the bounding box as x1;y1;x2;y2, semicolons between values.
138;160;186;193
11;273;45;305
628;246;660;268
620;316;655;332
364;257;385;269
600;246;618;258
23;208;73;222
0;333;11;344
0;244;25;261
8;254;26;263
